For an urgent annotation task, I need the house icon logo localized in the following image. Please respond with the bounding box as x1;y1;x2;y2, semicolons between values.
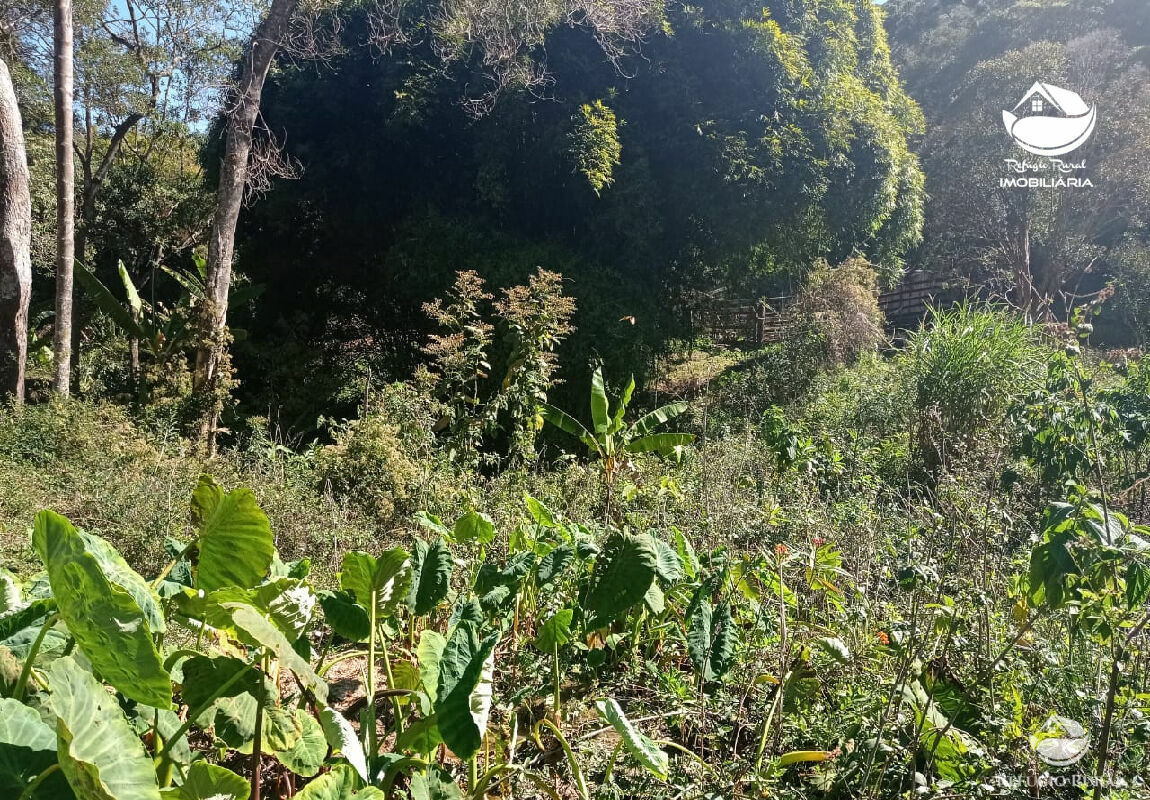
1002;82;1097;156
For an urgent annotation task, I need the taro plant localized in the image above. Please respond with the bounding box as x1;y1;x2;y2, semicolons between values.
540;367;694;518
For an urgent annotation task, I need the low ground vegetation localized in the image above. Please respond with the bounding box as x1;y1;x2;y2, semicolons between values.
3;302;1150;798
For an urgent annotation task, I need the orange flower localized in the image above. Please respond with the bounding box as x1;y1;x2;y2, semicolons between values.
775;543;789;557
877;631;890;646
812;537;825;547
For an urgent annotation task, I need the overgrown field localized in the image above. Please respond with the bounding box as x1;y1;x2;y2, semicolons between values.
3;307;1150;799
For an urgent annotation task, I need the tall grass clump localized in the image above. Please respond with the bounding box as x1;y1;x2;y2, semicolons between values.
904;303;1044;473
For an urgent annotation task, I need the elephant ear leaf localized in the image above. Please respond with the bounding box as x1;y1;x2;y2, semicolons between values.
159;762;248;799
435;622;498;761
409;538;454;616
49;655;162;800
585;533;657;627
340;548;412;618
294;764;384;799
686;597;738;683
190;475;274;592
80;531;166;634
0;697;66;798
33;511;171;708
595;698;669;781
225;603;329;704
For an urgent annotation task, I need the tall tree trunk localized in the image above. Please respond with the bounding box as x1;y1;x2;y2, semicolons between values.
0;58;31;404
51;0;75;397
193;0;298;453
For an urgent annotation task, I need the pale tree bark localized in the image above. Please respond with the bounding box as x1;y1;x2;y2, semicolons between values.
193;0;299;451
51;0;75;396
0;58;31;404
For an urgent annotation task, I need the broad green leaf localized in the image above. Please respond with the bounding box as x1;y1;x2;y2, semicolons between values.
523;493;556;527
414;511;451;538
418;629;448;705
650;535;684;583
686;597;738;682
395;714;444;753
34;511;171;708
453;511;495;545
585;533;658;627
536;543;575;585
226;603;329;703
49;656;162;800
1126;561;1150;610
179;655;261;714
0;596;56;642
320;590;370;642
319;707;368;782
0;696;69;798
538;403;596;449
625;433;695;455
80;532;166;634
340;549;412;618
631;402;689;436
211;693;260;749
294;764;384;799
159;763;248;800
190;475;275;592
1028;537;1079;610
643;581;665;615
118;261;143;317
673;528;698;579
409;765;463;800
611;374;636;433
275;709;326;777
250;578;317;641
815;636;852;664
435;622;498;761
74;260;147;340
590;367;610;434
409;538;454;615
595;698;669;780
533;608;574;652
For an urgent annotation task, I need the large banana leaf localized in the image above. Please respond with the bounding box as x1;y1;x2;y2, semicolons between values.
190;476;275;592
625;433;694;456
590;368;610;435
585;533;657;627
631;402;689;437
34;511;171;708
49;656;162;800
538;403;597;450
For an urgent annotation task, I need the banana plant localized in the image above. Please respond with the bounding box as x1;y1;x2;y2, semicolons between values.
540;368;694;518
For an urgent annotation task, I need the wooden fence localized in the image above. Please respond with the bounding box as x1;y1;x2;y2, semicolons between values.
685;271;958;346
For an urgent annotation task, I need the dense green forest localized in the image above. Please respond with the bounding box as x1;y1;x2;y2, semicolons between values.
1;0;1150;799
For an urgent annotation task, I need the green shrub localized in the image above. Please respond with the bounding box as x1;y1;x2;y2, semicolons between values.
316;414;422;525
